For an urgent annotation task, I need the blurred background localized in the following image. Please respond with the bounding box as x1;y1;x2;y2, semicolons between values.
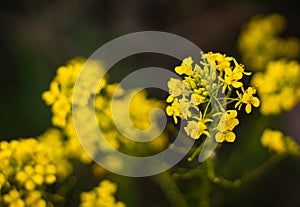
1;0;300;206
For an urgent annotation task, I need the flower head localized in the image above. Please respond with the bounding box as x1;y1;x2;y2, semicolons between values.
79;180;126;207
175;57;194;76
235;87;260;113
166;98;181;124
260;128;299;155
215;110;239;143
166;52;258;145
184;111;212;139
238;13;300;71
252;60;300;115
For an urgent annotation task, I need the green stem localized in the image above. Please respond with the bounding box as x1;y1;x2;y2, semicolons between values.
207;153;285;189
206;158;241;189
188;144;204;161
212;95;225;113
203;99;211;118
239;154;286;185
153;172;189;207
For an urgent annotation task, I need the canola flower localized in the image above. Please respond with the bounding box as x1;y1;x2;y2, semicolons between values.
0;135;71;207
42;58;111;163
79;180;126;207
166;52;260;143
1;57;163;206
215;110;239;142
251;59;300;115
237;13;300;71
3;20;299;206
260;128;299;155
42;58;169;164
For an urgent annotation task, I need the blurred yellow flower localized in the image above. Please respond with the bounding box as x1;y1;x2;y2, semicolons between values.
261;128;299;155
252;60;300;115
238;13;300;71
79;180;126;207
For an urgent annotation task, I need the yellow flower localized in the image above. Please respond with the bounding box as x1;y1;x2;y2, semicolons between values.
168;78;184;97
215;110;239;143
261;129;286;153
260;128;300;154
166;95;174;103
42;58;106;128
16;166;37;190
42;81;60;105
216;110;239;132
218;59;250;93
185;121;206;139
34;164;57;184
190;93;206;106
179;99;192;119
221;67;243;92
237;13;300;71
3;189;25;207
79;180;126;207
235;87;260;113
175;57;194;76
184;112;212;139
167;52;256;144
25;191;46;207
251;60;300;115
215;131;236;143
167;78;191;97
0;136;68;206
166;98;181;124
204;52;233;71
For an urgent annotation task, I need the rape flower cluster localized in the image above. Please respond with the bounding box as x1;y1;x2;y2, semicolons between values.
0;135;71;207
251;60;300;115
42;58;106;163
0;57;165;206
238;14;300;71
166;52;260;143
260;128;299;155
42;58;168;165
79;180;126;207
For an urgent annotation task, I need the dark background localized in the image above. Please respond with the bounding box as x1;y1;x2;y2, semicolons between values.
1;0;300;206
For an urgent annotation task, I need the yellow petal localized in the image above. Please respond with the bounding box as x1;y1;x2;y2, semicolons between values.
227;110;238;118
215;132;225;143
253;97;260;107
245;104;252;113
232;81;243;88
42;91;56;105
224;67;233;75
226;132;236;142
183;57;193;66
190;130;200;139
234;101;241;109
25;180;36;190
173;115;178;124
45;175;56;184
166;95;174;103
234;72;243;80
166;106;173;116
175;66;184;75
